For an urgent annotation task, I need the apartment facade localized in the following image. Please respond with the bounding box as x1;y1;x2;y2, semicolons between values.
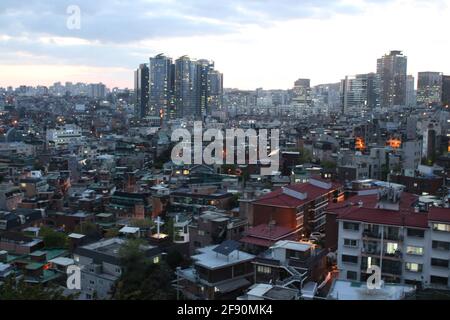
251;178;344;237
336;205;450;289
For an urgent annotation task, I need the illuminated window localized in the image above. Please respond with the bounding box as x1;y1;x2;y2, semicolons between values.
433;224;450;233
406;246;423;255
153;256;160;264
256;266;271;274
386;242;398;254
406;262;422;273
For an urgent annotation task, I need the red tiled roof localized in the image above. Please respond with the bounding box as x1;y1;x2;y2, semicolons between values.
337;206;429;228
240;236;274;248
245;224;296;240
327;194;379;211
253;180;341;208
428;207;450;223
240;224;298;247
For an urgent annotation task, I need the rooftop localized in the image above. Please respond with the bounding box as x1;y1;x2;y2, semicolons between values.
271;240;313;252
192;245;255;270
328;280;415;300
428;207;450;223
253;178;341;208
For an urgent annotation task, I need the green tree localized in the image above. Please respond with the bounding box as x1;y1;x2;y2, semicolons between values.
104;227;120;238
321;160;337;170
74;221;100;238
39;226;68;249
0;274;76;300
299;147;313;164
129;218;154;229
113;239;176;300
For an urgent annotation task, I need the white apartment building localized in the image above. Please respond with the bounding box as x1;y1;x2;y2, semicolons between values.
334;191;450;289
46;124;82;147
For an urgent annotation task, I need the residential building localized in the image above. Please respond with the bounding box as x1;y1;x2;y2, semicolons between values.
74;237;162;300
417;72;443;106
149;54;174;120
331;188;450;289
441;75;450;107
175;240;255;300
250;177;343;237
188;210;247;254
253;240;328;288
377;51;407;107
134;63;150;118
46;124;83;147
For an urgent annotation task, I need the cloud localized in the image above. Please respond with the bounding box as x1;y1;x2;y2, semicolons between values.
0;0;449;88
0;0;377;43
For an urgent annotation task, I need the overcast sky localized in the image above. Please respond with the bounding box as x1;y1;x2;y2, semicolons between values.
1;0;449;89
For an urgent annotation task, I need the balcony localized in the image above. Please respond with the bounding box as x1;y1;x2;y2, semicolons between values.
384;234;403;242
362;230;381;240
361;248;403;260
383;250;403;260
361;248;381;256
362;230;403;242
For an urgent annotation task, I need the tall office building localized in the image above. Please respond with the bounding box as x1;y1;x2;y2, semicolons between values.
292;78;312;106
417;72;443;106
207;69;224;112
174;56;200;118
442;75;450;107
135;55;222;120
149;54;175;120
313;83;341;111
340;73;380;113
406;75;416;107
134;63;149;118
88;83;107;99
197;59;215;116
174;56;223;118
376;50;407;107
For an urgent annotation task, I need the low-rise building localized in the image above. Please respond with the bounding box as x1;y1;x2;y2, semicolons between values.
331;188;450;289
251;177;343;237
175;240;255;300
73;237;162;300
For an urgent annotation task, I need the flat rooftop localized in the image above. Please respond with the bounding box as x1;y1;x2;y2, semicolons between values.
328;280;415;300
192;245;255;270
271;240;313;252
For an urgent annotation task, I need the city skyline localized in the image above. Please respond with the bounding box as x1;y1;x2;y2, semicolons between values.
1;0;450;89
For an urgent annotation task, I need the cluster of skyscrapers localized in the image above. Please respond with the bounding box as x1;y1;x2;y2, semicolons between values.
340;50;450;113
134;54;223;120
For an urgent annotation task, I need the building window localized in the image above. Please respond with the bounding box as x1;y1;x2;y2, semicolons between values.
433;223;450;233
347;271;358;280
432;240;450;251
405;262;423;273
343;222;359;231
430;276;448;286
406;246;423;256
431;258;449;268
407;228;425;238
153;256;160;264
386;242;398;255
342;254;358;264
256;265;271;274
344;239;358;247
198;230;205;236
